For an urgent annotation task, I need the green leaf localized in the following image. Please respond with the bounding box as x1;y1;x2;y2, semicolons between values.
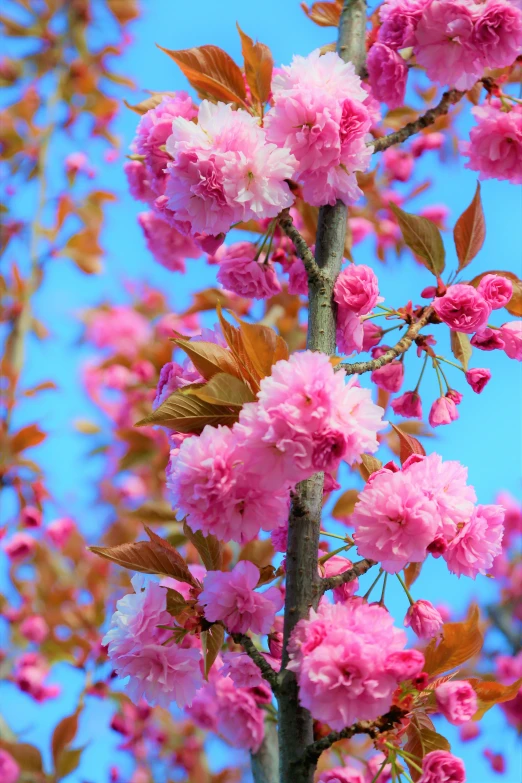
186;372;256;408
389;202;445;276
183;522;223;571
135;390;239;433
450;331;472;371
202;623;225;678
453;182;485;271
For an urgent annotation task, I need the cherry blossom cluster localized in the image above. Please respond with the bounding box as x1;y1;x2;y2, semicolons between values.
351;452;504;577
167;350;386;543
334;262;383;355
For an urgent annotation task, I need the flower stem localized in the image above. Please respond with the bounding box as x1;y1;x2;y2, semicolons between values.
432;359;445;397
435;355;465;373
396;572;415;606
363;567;384;600
414;352;429;393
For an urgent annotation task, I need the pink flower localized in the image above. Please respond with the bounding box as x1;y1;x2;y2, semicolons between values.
405;600;443;639
414;0;482;90
471;327;505;351
436;680;478;725
418;751;466;783
411;131;445;157
391;390;423;418
14;652;60;702
269;616;284;659
103;575;202;708
367;43;407;109
318;767;365;783
46;517;75;548
463;103;522;184
500;321;522;360
20;615;49;643
270;523;288;553
383;147;414;182
287;601;408;729
138;211;200;272
352;470;439;572
21;506;41;528
87;306;151;357
379;0;428;49
349;217;373;245
217;241;281;299
432;284;491;333
384;649;426;681
371;360;404;393
472;0;522;69
465;368;491;393
3;532;35;562
214;675;265;752
287;258;308;295
337;310;364;355
164;100;296;237
459;721;480;741
496;491;522;545
445;389;463;405
154;360;203;408
65;151;94;178
444;503;504;578
321;555;359;601
477;273;513;309
0;749;20;783
199;561;283;634
334;264;381;316
265;50;371;206
419;204;449;228
124;160;156;204
362;321;383;352
429;396;459;427
221;651;266;689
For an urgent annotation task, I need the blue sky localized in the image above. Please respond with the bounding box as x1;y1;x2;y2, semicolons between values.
1;1;521;781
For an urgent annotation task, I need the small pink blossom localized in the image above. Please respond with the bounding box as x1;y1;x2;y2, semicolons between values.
463;103;522;185
337;310;364;355
87;306;151;357
21;506;41;528
362;321;383;352
500;321;522;360
0;749;20;783
138;211;200;272
321;555;359;601
199;561;283;635
367;43;407;109
334;264;381;316
496;491;522;545
124;161;156;204
391;390;423;418
46;517;75;548
3;532;36;562
214;675;265;752
436;680;478;725
20;615;49;643
429;396;459;427
459;721;480;741
477;273;513;309
444;504;504;578
432;284;491;334
419;204;449;228
405;600;443;639
411;131;445;157
318;767;365;783
465;368;491;393
269;616;284;659
287;258;308;295
472;0;522;70
65;151;94;178
221;651;268;689
384;649;426;681
383;147;414;182
371;360;404;393
349;217;373;245
217;241;281;299
418;751;466;783
471;328;505;351
379;0;428;49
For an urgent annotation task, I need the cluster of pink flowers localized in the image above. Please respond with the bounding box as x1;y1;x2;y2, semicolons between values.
418;751;466;783
103;575;203;708
138;211;200;272
351;452;504;577
265;50;373;206
287;599;425;729
216;240;281;299
87;306;151;358
168;351;385;543
463;102;522;185
13;651;60;702
334;263;383;355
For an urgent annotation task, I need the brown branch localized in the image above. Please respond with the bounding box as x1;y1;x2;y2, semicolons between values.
232;634;279;692
278;209;322;285
370;90;465;154
321;557;376;594
338;306;433;375
301;706;405;766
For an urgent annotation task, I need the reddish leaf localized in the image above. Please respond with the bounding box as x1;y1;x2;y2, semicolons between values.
301;0;342;27
135;389;239;433
174;339;242;382
183;522;223;571
468;677;522;719
202;622;225;678
158;44;248;107
52;709;81;767
234;315;290;380
424;605;483;677
331;489;359;520
404;562;422;589
453;183;485;271
0;740;43;773
10;423;46;453
404;714;451;781
469;270;522;317
236;24;273;108
359;454;383;482
186;372;255;408
390;423;426;465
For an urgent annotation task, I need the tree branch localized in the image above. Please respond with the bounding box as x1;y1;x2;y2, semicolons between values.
338;0;368;75
232;634;280;692
301;707;405;767
321;557;376;594
338;307;433;375
370;90;465;154
278;209;322;285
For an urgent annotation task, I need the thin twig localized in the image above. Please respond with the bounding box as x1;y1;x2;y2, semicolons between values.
232;634;279;692
321;557;376;594
278;208;322;285
338;307;434;375
370;90;465;154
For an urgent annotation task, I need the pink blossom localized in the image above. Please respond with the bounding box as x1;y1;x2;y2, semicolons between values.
20;615;49;643
371;360;404;393
391;390;423;418
337;310;364;355
0;749;20;783
87;306;151;357
161;563;206;601
318;767;365;783
414;0;482;90
349;217;373;245
217;241;281;299
429;396;459;427
124;161;156;204
199;560;283;634
186;681;219;731
46;517;75;548
471;327;505;351
367;43;407;109
221;651;275;690
334;264;381;316
496;491;522;544
214;675;265;752
270;523;288;553
465;368;491;393
446;389;463;405
269;616;284;659
419;204;449;228
500;321;522;360
352;470;439;572
472;0;522;69
365;754;393;783
463;103;522;184
418;751;466;783
3;532;35;562
65;151;94;178
321;555;359;601
154;360;203;408
444;503;504;578
405;600;444;639
362;321;383;352
411;131;445;157
379;0;428;49
138;211;200;272
436;680;478;725
477;273;513;309
383;147;414;182
21;505;41;528
384;649;426;681
14;653;60;702
287;258;308;295
287;601;408;729
432;284;491;334
459;721;480;741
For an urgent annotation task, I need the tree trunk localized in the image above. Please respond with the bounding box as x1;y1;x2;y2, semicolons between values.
276;3;368;782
